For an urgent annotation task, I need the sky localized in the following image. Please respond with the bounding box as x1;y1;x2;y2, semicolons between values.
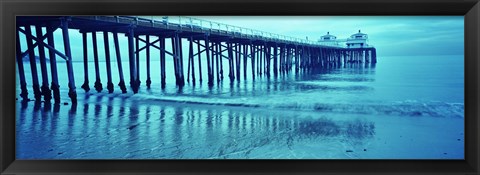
191;16;464;57
19;16;464;61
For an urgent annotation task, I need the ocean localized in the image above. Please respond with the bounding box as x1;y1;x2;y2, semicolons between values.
15;54;465;159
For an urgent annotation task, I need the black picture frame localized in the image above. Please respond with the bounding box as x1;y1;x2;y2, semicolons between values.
1;0;479;174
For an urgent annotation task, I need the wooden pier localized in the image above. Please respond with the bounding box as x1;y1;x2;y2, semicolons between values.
15;16;377;104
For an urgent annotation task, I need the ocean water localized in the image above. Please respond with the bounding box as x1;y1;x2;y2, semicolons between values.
15;54;464;159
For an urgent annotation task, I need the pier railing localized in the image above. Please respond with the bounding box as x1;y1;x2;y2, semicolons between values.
124;16;340;48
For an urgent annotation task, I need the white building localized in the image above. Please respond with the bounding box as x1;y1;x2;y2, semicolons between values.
346;30;370;48
318;32;340;46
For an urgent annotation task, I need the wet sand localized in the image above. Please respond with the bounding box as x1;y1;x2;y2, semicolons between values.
16;93;463;159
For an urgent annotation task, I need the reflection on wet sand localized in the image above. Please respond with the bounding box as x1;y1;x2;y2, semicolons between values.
16;95;375;159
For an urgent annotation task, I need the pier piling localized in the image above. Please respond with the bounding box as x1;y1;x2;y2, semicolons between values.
236;43;241;81
188;37;196;85
279;45;284;73
146;35;152;88
227;42;234;81
135;35;141;88
61;18;77;103
197;40;203;83
178;34;185;87
205;36;213;85
113;32;127;93
81;32;90;92
211;42;216;83
160;37;166;88
15;28;28;101
250;44;255;80
243;44;248;80
258;45;262;76
215;42;220;83
46;24;60;103
104;31;114;93
36;25;52;102
265;45;270;77
127;27;138;93
92;32;103;92
273;44;278;76
25;26;42;101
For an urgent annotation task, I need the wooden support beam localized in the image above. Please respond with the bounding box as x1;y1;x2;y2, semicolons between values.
178;35;185;87
104;31;114;93
189;37;196;85
135;36;160;54
215;42;220;83
258;45;262;76
273;44;278;76
127;27;138;93
348;50;351;63
285;45;289;72
279;45;284;73
291;47;295;71
113;32;127;93
227;42;234;81
338;50;342;65
286;47;291;71
219;42;224;80
304;47;308;69
61;18;77;103
193;40;238;61
250;44;255;80
35;25;51;102
135;36;141;87
15;28;28;101
172;32;185;87
81;32;90;92
171;35;179;86
46;23;60;103
300;47;304;69
287;46;290;72
197;40;203;83
146;35;151;88
324;49;328;67
263;44;272;77
192;40;216;57
266;45;271;77
18;26;65;60
305;47;309;69
211;42;216;83
205;35;213;86
236;43;241;81
309;47;313;69
140;41;175;57
25;26;41;101
365;50;370;63
160;37;166;88
187;37;192;84
92;32;103;92
263;45;267;76
295;46;299;73
243;43;248;80
359;50;363;63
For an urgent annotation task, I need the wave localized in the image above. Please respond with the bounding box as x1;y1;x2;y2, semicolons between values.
131;94;464;118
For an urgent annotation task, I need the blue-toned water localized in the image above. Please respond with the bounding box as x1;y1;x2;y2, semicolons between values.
15;54;464;159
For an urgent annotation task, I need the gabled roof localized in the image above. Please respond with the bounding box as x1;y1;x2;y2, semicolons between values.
321;32;336;38
350;30;367;37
